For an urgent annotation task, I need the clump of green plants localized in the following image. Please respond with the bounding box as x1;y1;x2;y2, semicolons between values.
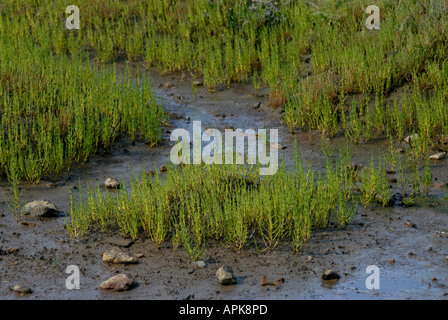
66;135;436;260
2;0;447;162
0;35;164;183
66;149;361;259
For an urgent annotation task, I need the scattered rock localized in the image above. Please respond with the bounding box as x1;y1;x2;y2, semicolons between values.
135;253;144;259
23;200;61;218
251;102;261;109
192;80;203;87
386;168;396;174
306;256;313;261
395;148;405;154
408;251;416;256
185;116;190;121
406;221;416;228
98;274;137;292
104;178;120;189
387;177;398;183
429;152;446;160
8;248;19;253
193;260;206;268
159;165;168;172
103;247;139;264
13;285;32;295
322;270;340;281
388;258;396;264
434;181;446;189
216;266;237;285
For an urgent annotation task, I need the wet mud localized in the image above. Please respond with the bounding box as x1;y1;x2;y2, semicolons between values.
0;63;447;300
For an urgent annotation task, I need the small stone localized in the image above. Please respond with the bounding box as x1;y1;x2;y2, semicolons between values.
103;247;138;264
8;248;19;253
406;221;416;228
429;152;446;160
105;178;120;189
185;116;190;121
13;285;32;295
98;274;137;292
193;260;206;268
159;165;168;172
23;200;61;218
387;177;398;183
216;266;237;285
251;102;261;109
386;169;396;174
408;251;415;256
163;82;173;89
388;258;396;264
193;80;203;87
322;270;340;281
135;253;144;258
306;256;313;261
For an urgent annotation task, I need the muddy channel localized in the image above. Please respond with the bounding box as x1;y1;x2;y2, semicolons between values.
0;63;447;300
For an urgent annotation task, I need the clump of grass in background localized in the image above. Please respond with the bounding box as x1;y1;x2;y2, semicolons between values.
2;0;447;184
0;32;164;183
